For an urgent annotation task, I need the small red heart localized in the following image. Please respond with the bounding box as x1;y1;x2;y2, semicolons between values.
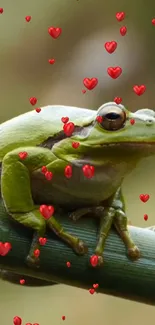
25;16;31;22
61;116;69;124
82;165;95;179
116;11;125;22
152;18;155;25
83;77;98;90
45;171;53;180
120;26;127;36
96;116;103;123
62;316;66;321
48;58;55;64
63;122;75;136
89;288;95;294
25;323;32;325
34;249;40;258
40;205;54;219
39;237;47;245
35;108;41;113
18;151;28;160
82;89;86;94
48;27;62;39
139;194;150;203
90;254;99;267
64;165;73;179
41;166;47;174
13;316;22;325
20;279;25;285
130;119;135;125
66;261;71;267
72;142;80;149
144;214;148;221
107;67;122;79
0;242;12;256
133;85;146;96
0;8;3;14
114;97;122;104
104;41;117;54
93;283;99;289
29;97;37;106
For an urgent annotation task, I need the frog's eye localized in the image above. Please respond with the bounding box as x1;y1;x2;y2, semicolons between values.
96;103;126;131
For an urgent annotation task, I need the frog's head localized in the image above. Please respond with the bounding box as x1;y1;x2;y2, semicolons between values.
53;102;155;164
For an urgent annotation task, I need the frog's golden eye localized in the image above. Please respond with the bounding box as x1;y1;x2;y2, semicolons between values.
96;104;126;131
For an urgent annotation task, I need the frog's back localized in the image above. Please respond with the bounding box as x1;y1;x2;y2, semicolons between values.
0;105;95;160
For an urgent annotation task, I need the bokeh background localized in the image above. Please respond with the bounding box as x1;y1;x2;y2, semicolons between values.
1;0;155;324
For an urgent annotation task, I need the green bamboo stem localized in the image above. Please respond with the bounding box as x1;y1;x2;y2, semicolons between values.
0;199;155;305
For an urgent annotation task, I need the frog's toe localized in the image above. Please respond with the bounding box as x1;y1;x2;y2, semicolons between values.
128;245;140;260
74;239;88;255
97;255;104;267
26;255;40;269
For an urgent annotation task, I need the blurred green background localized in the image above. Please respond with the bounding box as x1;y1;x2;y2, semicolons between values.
1;0;155;324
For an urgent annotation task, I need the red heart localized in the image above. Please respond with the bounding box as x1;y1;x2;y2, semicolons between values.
89;288;95;294
104;41;117;54
25;16;31;22
0;8;3;14
0;242;12;256
114;97;122;104
39;237;47;245
139;194;150;203
35;108;41;113
45;171;53;181
48;58;55;64
39;205;54;219
29;97;37;106
133;85;146;96
13;316;22;325
63;122;75;136
93;283;99;289
116;11;125;22
83;78;98;90
72;142;80;149
18;151;28;160
48;27;62;39
90;254;98;267
107;67;122;79
61;116;69;124
120;26;127;36
20;279;25;285
82;89;86;94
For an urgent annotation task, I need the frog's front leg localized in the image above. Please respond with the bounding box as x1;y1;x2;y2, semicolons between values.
112;188;140;259
1;147;87;269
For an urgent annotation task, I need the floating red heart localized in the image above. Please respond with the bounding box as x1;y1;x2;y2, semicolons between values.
139;194;150;203
82;164;95;179
83;78;98;90
133;85;146;96
18;151;28;160
120;26;127;36
61;116;69;124
93;283;99;289
116;11;125;22
48;27;62;39
107;67;122;79
20;279;25;285
89;288;95;294
64;165;73;179
48;58;55;64
13;316;22;325
114;97;122;104
90;254;98;267
72;142;80;149
45;171;53;181
104;41;117;54
39;237;47;245
40;205;54;219
29;97;37;106
35;108;41;113
0;242;12;256
63;122;75;136
25;16;31;22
